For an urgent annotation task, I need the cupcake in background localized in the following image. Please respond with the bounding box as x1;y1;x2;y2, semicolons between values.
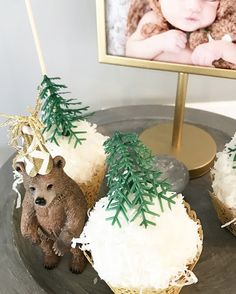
211;132;236;236
39;75;108;208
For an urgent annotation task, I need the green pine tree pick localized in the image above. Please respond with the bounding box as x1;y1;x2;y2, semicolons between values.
38;75;92;147
104;131;177;228
226;145;236;169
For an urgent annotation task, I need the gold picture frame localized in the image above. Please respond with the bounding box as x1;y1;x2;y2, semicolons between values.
95;0;236;177
96;0;236;79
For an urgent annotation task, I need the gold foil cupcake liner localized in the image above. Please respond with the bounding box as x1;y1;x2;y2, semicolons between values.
108;284;181;294
209;192;236;237
84;201;203;294
79;164;106;209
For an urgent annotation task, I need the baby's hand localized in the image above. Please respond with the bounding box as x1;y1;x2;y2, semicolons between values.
161;30;187;53
191;41;224;67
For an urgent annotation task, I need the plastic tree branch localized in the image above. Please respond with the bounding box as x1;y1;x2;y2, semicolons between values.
39;75;91;147
104;132;177;228
227;146;236;169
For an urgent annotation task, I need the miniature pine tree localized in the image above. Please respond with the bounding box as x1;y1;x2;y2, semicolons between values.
104;132;177;228
227;145;236;169
39;75;91;147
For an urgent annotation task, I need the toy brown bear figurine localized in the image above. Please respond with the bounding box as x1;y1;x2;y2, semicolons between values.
15;156;87;273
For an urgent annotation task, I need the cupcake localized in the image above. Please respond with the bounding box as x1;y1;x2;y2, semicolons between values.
75;132;203;293
211;133;236;236
39;75;108;208
46;120;108;208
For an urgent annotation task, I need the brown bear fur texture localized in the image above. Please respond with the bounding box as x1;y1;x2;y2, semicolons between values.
127;0;236;69
15;156;87;273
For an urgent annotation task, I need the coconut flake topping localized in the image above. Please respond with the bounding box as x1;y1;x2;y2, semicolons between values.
46;121;108;183
78;194;202;290
211;133;236;208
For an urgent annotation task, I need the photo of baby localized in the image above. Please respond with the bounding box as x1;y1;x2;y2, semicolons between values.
106;0;236;70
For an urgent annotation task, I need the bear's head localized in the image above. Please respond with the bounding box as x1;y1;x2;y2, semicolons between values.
15;156;67;208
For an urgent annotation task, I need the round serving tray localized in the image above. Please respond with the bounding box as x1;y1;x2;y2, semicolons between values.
0;105;235;294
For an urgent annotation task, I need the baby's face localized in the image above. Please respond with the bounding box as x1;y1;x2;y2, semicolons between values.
159;0;219;32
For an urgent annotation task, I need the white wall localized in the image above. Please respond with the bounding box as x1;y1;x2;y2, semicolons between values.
0;0;236;165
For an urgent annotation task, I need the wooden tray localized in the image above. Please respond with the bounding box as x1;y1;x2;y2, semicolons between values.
0;105;235;294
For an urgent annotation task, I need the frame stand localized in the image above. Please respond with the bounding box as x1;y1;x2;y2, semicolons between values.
139;72;217;178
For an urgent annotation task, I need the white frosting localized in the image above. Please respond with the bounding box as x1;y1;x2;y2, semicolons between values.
211;133;236;208
45;121;108;183
78;194;202;290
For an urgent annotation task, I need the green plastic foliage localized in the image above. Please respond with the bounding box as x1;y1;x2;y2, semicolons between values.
227;146;236;169
39;75;91;147
104;132;177;228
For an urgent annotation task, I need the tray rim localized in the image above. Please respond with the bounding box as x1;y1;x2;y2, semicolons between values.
0;105;235;294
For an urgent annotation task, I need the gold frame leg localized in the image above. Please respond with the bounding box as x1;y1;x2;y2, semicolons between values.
140;72;217;179
140;122;216;178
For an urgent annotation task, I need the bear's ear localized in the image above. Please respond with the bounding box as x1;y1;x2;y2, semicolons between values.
53;156;66;169
14;162;26;174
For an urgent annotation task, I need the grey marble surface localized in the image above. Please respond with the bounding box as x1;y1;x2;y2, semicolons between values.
0;105;236;294
153;155;189;193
